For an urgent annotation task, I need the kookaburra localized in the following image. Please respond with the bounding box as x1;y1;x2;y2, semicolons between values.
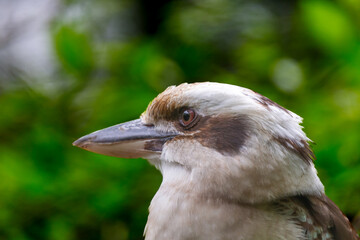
73;82;359;240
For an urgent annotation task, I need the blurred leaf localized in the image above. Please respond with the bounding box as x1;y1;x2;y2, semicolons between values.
54;26;94;78
127;41;183;91
48;217;74;240
301;0;357;54
234;42;279;78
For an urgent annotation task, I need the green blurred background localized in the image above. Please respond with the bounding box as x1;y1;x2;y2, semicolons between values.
0;0;360;239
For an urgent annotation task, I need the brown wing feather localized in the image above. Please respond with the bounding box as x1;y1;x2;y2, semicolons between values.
276;194;359;240
320;195;359;240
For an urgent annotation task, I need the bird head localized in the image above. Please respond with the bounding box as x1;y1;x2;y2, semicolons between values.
73;82;324;203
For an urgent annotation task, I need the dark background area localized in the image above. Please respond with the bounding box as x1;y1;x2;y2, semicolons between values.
0;0;359;239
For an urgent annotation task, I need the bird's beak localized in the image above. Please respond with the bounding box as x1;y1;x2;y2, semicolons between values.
72;119;178;158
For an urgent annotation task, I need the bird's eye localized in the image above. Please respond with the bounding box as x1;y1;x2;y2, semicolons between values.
180;109;197;127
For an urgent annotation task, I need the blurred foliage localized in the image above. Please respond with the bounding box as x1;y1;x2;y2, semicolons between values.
0;0;360;239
